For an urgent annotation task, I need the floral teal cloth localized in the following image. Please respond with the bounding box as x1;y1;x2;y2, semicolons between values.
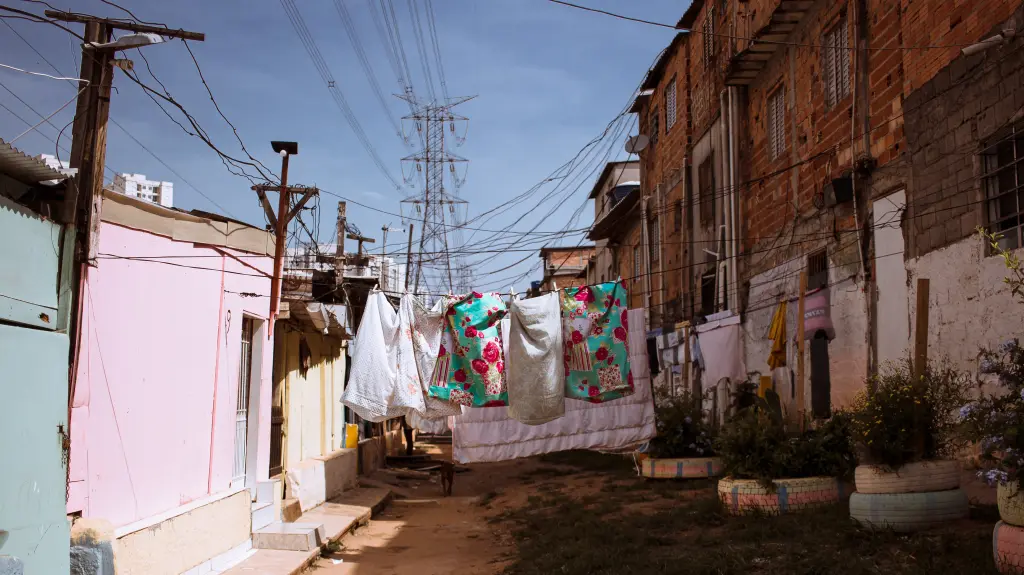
562;281;633;403
428;292;509;407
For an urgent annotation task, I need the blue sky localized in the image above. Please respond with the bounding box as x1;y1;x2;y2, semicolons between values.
1;0;686;293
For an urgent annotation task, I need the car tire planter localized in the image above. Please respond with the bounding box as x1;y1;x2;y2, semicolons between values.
1000;482;1024;527
854;461;960;494
995;521;1024;574
717;476;843;515
640;457;723;479
849;489;969;532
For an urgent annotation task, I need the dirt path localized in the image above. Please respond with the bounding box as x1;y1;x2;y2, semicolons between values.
312;442;538;575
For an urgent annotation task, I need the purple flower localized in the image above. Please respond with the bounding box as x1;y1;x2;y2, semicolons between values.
985;469;1010;486
959;404;974;419
981;359;998;374
1000;339;1019;355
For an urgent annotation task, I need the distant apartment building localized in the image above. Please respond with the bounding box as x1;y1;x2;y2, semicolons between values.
113;173;173;207
39;154;76;178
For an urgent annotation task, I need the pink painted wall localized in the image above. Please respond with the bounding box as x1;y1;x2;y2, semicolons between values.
67;221;274;528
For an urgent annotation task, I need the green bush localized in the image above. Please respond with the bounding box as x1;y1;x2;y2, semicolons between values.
715;389;856;487
648;389;715;459
850;357;972;470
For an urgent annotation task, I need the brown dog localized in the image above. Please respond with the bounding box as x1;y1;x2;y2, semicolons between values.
440;461;454;496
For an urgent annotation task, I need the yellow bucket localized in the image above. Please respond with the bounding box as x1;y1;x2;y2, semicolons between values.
345;423;359;449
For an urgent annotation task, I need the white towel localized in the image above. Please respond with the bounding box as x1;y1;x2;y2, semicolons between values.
406;295;461;431
451;308;655;463
507;293;565;425
342;291;425;422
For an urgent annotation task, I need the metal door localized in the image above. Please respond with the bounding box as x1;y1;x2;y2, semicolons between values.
233;318;255;481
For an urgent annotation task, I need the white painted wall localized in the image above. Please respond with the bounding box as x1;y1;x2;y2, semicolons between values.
743;252;868;413
907;237;1024;377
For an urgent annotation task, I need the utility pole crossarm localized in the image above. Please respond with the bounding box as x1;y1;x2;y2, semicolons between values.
286;187;318;222
44;10;206;41
254;187;277;229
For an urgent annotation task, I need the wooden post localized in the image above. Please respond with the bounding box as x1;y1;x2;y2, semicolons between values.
913;278;930;456
913;278;930;383
796;271;807;431
404;224;415;291
336;201;346;281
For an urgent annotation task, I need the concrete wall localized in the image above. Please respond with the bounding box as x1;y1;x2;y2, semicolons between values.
113;489;250;575
68;221;274;531
907;238;1024;376
0;199;70;573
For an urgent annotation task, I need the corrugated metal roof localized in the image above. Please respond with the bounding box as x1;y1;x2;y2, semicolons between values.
0;139;69;185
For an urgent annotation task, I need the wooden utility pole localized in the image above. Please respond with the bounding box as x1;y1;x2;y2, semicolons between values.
335;201;346;281
252;141;318;337
404;224;415;292
796;271;807;431
49;10;205;503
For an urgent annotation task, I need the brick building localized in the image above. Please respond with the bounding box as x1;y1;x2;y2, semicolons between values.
625;0;1024;415
537;245;596;293
586;161;643;309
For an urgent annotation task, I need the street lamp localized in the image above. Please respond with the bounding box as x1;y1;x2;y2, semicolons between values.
85;33;164;52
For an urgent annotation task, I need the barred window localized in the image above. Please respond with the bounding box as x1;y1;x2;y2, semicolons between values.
768;87;786;160
666;78;677;131
649;216;661;266
984;123;1024;250
702;7;715;70
633;245;642;279
822;17;851;109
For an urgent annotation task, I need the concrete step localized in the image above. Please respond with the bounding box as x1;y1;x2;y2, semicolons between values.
223;487;393;575
252;522;325;552
281;498;302;523
251;499;278;532
256;478;281;505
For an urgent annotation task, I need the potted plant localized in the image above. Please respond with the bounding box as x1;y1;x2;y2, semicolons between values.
715;388;857;515
641;390;722;479
848;357;972;532
962;340;1024;524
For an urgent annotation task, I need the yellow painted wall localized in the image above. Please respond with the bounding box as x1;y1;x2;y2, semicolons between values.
277;328;346;470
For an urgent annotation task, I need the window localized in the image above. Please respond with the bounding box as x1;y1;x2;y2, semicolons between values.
673;200;683;232
234;317;256;481
633;245;642;280
702;7;715;70
984;123;1024;249
649;216;661;267
666;78;677;131
650;110;660;145
823;16;851;109
698;155;715;227
768;87;786;160
807;248;828;290
700;270;716;316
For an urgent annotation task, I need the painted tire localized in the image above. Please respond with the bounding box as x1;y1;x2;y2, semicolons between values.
641;457;723;479
1000;482;1024;527
717;476;843;515
995;521;1024;574
854;461;960;494
849;489;968;532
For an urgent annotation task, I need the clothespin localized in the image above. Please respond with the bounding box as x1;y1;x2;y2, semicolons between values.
509;286;518;303
552;280;558;291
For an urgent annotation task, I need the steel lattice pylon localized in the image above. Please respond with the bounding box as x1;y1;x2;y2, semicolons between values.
399;95;474;296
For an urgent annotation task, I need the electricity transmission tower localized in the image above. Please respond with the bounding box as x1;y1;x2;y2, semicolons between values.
399;95;474;296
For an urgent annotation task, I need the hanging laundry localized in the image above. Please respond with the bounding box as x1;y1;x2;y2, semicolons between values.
507;292;565;425
690;331;705;371
647;337;661;376
428;291;509;407
561;281;633;403
450;308;655;464
342;290;425;422
407;295;462;426
767;300;787;369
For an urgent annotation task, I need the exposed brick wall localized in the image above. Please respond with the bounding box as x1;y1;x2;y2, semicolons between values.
901;0;1019;93
904;5;1024;257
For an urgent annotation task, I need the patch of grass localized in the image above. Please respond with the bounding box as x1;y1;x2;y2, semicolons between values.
497;479;998;575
